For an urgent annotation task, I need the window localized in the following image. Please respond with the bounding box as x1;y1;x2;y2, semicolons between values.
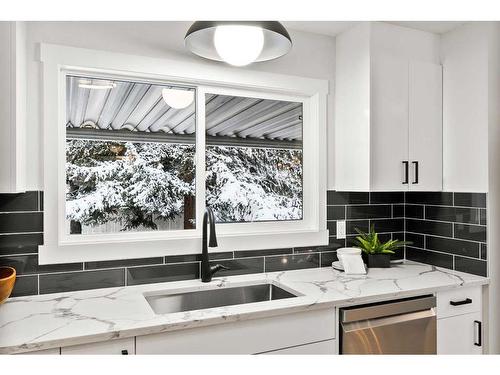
204;93;303;223
65;76;196;235
39;44;327;263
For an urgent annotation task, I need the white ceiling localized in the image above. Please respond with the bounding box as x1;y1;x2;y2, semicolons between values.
283;21;466;37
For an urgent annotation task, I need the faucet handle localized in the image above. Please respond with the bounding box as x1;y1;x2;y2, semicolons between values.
210;263;230;276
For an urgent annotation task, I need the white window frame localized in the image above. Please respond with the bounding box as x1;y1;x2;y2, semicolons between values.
38;43;329;264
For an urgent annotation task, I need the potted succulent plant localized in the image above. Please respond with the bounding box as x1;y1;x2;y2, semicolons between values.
354;225;410;268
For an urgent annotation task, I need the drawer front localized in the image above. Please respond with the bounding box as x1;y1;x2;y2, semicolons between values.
61;337;134;355
260;339;337;355
437;286;482;319
136;308;335;354
17;347;61;355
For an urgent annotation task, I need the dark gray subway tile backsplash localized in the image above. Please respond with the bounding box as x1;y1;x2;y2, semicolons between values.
0;190;489;297
10;275;39;297
406;192;454;206
454;223;487;242
265;253;320;272
327;191;407;262
404;192;487;277
425;206;479;224
406;247;454;269
0;232;43;256
39;269;126;294
454;192;487;208
0;212;43;234
209;257;264;277
234;248;292;258
406;219;453;237
127;263;199;286
85;257;164;270
0;191;39;212
0;254;82;275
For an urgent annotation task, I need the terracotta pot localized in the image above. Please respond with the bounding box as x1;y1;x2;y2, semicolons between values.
0;266;16;304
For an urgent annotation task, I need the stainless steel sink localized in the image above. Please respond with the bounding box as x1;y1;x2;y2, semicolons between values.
145;283;299;315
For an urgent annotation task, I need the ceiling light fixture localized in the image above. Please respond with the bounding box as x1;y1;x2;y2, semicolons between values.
185;21;292;67
161;88;195;109
78;79;116;90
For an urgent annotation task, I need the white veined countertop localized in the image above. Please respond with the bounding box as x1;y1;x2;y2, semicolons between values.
0;260;488;354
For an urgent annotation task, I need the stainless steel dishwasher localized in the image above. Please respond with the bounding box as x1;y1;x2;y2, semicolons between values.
340;295;436;354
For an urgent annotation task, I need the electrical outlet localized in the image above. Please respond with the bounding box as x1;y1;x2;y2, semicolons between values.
336;220;346;239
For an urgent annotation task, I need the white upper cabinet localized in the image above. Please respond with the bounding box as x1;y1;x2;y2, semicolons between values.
335;22;442;192
408;61;443;191
370;56;409;191
0;21;26;193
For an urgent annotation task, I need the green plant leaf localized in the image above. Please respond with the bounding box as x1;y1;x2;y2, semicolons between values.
352;225;412;255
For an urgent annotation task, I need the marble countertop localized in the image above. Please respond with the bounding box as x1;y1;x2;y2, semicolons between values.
0;261;489;354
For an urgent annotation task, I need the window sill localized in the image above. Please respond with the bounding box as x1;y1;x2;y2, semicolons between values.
38;230;329;265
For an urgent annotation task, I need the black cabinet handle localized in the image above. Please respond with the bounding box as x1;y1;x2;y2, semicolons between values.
412;161;419;184
474;320;482;347
402;161;409;184
121;349;128;355
450;298;472;306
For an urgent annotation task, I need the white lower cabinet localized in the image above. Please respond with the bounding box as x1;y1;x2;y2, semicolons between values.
437;311;483;354
60;337;134;355
18;348;61;355
260;339;337;355
136;308;335;354
436;286;483;354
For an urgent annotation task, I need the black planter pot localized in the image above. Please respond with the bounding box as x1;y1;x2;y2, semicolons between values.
362;253;391;268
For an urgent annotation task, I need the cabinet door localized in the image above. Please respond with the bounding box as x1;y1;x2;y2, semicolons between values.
0;22;25;193
260;339;337;355
409;61;443;191
370;56;410;191
136;309;335;354
61;337;134;355
437;312;483;354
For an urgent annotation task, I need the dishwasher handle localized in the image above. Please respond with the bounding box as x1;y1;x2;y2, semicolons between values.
341;296;436;323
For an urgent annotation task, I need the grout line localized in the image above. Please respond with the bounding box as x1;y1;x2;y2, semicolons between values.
0;252;39;257
407;245;483;261
405;231;486;244
0;231;44;236
406;217;486;227
326;203;403;207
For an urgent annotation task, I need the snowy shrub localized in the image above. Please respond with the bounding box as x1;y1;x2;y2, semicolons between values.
66;139;195;232
66;139;303;232
205;146;303;222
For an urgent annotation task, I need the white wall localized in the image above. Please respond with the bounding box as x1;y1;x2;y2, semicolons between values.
23;21;336;190
441;21;500;353
441;23;490;193
486;22;500;354
371;22;441;63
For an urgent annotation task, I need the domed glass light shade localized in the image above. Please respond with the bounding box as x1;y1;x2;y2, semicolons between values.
185;21;292;66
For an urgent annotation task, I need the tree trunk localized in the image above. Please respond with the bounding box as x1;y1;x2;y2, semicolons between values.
184;195;195;229
70;220;82;234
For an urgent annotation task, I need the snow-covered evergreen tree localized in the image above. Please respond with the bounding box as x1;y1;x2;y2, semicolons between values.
66;139;195;232
206;146;303;222
66;139;303;232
